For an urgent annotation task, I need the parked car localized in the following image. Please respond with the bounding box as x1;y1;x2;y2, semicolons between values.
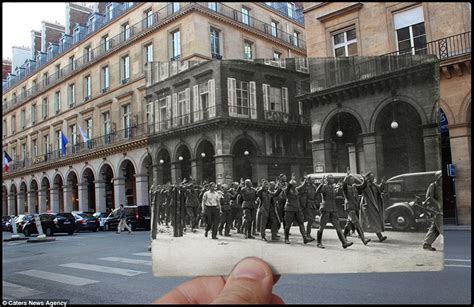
22;213;76;237
2;215;13;232
93;212;110;231
104;205;151;231
13;214;34;233
72;212;100;232
384;171;440;231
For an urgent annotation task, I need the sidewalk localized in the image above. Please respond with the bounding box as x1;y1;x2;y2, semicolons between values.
444;224;471;231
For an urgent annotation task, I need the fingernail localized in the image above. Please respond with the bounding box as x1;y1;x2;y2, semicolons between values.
232;258;267;281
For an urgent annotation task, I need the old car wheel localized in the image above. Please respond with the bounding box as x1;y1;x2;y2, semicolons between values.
104;223;109;231
24;228;30;237
390;210;413;231
68;230;74;235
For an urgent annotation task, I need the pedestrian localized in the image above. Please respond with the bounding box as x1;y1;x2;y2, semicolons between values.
202;182;222;239
256;180;282;241
355;171;387;242
422;171;443;251
342;173;370;245
282;178;314;244
238;179;258;239
218;184;233;237
315;175;353;248
116;204;132;234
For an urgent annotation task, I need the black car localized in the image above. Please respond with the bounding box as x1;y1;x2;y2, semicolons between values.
72;212;100;232
104;205;151;231
13;214;34;233
2;216;12;232
23;213;76;237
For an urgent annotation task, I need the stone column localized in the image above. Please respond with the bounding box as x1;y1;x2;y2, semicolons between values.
152;164;160;186
191;160;203;182
17;191;25;214
8;194;16;216
422;124;442;172
171;162;181;184
135;174;149;206
78;182;89;211
113;177;126;208
356;142;366;174
361;133;384;178
214;154;233;185
63;185;73;213
290;164;301;181
28;191;36;214
38;188;47;213
51;184;60;213
448;123;471;225
95;180;106;213
251;158;268;184
311;139;332;173
347;143;358;174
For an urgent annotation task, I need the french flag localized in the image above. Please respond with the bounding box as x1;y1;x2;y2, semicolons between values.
3;151;12;172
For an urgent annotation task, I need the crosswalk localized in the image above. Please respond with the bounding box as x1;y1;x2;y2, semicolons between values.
4;251;152;299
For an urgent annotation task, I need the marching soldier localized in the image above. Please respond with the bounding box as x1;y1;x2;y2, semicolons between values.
315;175;353;249
183;180;200;233
342;173;370;245
256;180;282;241
238;179;258;239
276;174;288;231
228;182;240;232
296;176;319;240
423;171;443;251
218;184;233;237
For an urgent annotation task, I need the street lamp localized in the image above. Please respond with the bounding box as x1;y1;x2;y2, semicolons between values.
391;99;399;129
178;156;183;161
244;150;249;156
159;159;164;164
201;152;206;158
336;113;343;137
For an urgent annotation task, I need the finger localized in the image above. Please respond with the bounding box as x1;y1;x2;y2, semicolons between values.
271;293;285;304
154;276;226;304
212;257;275;304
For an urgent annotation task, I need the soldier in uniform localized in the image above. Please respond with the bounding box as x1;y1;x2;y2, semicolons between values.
218;184;233;237
423;171;443;251
296;176;319;240
315;175;353;249
256;180;282;241
228;182;240;231
283;179;315;244
342;173;370;245
183;180;200;233
276;174;288;231
238;179;258;239
355;171;387;242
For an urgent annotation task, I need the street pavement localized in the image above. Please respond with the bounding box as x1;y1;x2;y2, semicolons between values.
2;227;471;304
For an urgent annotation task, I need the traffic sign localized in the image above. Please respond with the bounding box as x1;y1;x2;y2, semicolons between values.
447;164;456;177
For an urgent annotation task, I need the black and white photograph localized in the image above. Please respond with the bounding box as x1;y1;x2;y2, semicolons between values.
2;2;470;304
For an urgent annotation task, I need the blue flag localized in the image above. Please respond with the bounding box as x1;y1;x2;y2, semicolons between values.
60;130;68;156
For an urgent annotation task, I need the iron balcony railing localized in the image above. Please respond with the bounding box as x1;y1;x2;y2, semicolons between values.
3;123;148;176
2;2;139;93
195;2;306;50
260;2;305;25
2;2;188;114
145;60;205;86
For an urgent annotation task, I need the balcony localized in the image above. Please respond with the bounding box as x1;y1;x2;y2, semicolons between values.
260;2;305;25
3;123;148;176
145;60;204;86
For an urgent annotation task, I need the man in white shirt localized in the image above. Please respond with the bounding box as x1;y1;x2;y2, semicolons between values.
202;182;222;239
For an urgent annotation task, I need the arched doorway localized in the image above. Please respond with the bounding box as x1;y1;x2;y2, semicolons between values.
30;180;39;214
2;186;8;215
41;177;51;212
67;172;79;211
54;175;64;212
324;112;363;173
83;168;96;211
375;100;425;178
120;160;136;206
9;185;18;215
175;144;192;182
232;138;257;183
157;148;172;185
195;139;216;183
20;182;28;213
99;164;115;211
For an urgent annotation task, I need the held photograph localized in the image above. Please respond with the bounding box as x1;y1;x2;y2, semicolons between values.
149;55;444;276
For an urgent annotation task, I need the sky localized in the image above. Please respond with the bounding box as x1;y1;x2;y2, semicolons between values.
2;2;66;60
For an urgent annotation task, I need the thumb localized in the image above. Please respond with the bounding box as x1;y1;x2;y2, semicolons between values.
212;257;277;304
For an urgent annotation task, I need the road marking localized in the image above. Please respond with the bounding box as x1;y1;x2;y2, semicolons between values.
132;252;152;257
60;262;146;276
3;281;44;298
98;257;152;266
445;259;471;262
16;269;99;286
445;264;471;268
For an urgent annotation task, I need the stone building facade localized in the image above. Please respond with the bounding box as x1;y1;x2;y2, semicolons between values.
2;2;307;215
301;2;471;224
146;59;313;186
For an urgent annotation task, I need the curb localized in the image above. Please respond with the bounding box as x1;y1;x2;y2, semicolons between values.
3;237;29;242
27;237;57;243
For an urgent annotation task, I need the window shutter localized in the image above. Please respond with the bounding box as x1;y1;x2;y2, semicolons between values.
193;85;200;122
208;79;216;118
298;100;303;116
166;95;171;129
160;62;169;80
282;87;289;113
185;88;190;124
228;78;236;116
153;100;159;132
249;81;257;119
172;93;178;127
263;84;270;112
